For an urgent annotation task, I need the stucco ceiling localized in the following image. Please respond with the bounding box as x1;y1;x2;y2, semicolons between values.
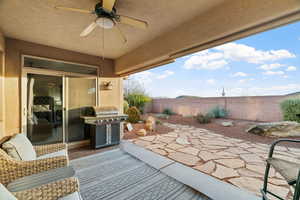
0;0;224;59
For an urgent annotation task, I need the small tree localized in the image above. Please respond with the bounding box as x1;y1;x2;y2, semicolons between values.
280;98;300;123
124;78;151;113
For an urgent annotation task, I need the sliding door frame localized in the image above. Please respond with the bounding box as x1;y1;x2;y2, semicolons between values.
21;55;99;144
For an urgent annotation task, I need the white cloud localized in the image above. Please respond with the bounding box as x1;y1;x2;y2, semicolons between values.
206;79;216;84
131;71;154;85
259;63;284;70
215;43;295;64
238;78;254;83
286;66;297;71
183;50;228;70
156;70;174;79
263;70;285;76
232;72;248;77
183;42;295;71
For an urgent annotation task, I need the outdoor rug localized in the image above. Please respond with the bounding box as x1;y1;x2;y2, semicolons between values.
70;148;211;200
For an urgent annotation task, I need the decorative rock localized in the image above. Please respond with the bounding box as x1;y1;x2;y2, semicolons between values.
246;121;300;137
168;152;200;166
176;137;191;145
136;129;147;136
212;164;239;179
145;116;156;132
221;121;233;127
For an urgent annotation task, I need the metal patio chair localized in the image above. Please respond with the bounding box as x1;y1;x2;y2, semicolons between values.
261;139;300;200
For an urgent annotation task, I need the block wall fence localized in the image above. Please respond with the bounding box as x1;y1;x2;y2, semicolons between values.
144;95;297;122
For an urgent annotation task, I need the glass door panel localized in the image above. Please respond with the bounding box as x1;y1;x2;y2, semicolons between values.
27;74;63;144
66;77;97;142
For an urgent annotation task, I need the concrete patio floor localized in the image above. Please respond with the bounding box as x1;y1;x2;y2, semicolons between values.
129;123;300;200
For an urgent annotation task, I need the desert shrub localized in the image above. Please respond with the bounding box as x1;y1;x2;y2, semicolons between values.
126;106;141;123
196;113;212;124
123;100;129;114
125;93;151;114
280;98;300;123
208;106;228;118
162;108;175;115
156;120;162;125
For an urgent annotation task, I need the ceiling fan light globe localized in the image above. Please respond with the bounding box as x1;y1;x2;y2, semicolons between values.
96;17;114;29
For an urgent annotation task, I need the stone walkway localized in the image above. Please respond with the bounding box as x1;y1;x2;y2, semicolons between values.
128;123;300;200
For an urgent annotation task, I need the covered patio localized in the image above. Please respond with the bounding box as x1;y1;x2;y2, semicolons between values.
1;0;300;200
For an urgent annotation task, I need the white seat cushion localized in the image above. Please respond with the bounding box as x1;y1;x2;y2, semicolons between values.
59;192;82;200
2;133;36;161
37;149;68;160
0;183;17;200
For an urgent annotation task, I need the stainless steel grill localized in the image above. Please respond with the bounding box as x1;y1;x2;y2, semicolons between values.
81;106;127;149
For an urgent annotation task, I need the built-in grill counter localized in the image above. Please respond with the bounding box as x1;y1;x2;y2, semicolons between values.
81;106;127;149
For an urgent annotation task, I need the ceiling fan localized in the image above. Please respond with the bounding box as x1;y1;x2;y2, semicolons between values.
55;0;148;43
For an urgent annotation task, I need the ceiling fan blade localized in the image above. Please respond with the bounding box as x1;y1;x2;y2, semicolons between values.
80;22;97;37
103;0;116;12
118;15;148;29
55;6;94;14
114;22;127;43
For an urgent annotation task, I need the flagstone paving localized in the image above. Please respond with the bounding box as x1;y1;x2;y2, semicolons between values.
128;123;300;199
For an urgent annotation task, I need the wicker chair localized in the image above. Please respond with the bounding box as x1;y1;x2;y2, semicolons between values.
34;143;68;158
261;139;300;200
1;177;81;200
0;148;68;186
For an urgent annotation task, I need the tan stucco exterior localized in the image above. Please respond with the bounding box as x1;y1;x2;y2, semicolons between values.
0;31;4;138
99;77;124;114
2;38;122;138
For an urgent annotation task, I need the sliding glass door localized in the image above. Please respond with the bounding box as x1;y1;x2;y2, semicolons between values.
26;74;97;144
66;76;97;142
23;55;99;145
27;74;63;144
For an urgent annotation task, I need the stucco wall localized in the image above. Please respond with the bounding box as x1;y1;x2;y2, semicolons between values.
100;77;124;114
3;38;119;137
147;95;293;122
0;32;4;138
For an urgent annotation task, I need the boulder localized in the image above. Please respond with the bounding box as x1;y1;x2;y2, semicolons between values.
136;129;147;136
176;137;191;145
221;121;233;127
145;116;156;132
246;121;300;137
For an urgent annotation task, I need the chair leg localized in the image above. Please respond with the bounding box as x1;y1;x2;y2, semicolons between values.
262;163;271;200
293;170;300;200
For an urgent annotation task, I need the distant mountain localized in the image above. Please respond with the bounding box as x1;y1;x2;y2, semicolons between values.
286;92;300;96
176;95;201;99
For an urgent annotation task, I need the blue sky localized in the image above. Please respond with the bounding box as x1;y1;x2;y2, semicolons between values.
127;21;300;98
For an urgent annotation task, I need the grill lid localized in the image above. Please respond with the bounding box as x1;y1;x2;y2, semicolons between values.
93;106;119;116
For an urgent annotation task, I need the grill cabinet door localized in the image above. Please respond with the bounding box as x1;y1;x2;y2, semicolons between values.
111;123;120;144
